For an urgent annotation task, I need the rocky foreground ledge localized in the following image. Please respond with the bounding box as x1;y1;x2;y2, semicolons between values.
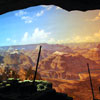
0;78;73;100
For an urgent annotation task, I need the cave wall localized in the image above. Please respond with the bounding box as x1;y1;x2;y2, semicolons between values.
0;0;100;15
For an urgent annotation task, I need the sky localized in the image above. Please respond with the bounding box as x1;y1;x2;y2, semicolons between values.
0;5;100;46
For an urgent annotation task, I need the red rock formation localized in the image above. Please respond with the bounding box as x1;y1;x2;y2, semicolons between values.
39;53;99;72
82;48;100;64
38;52;100;79
3;53;41;80
23;49;53;64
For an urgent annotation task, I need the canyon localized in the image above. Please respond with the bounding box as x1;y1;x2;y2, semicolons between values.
0;43;100;100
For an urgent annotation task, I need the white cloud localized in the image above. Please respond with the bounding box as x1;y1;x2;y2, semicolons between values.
15;10;33;24
21;16;33;23
66;30;100;43
69;35;95;43
48;38;72;44
22;28;51;44
56;40;66;44
6;38;17;44
36;5;53;17
13;40;17;43
48;38;56;44
6;38;11;41
21;30;65;44
15;5;53;23
87;11;100;21
21;29;100;44
94;30;100;37
56;6;62;10
32;28;49;39
15;10;27;17
41;5;53;10
41;5;62;11
36;10;44;17
22;32;29;41
46;6;53;10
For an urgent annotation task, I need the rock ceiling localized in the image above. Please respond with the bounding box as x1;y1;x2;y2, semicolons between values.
0;0;100;15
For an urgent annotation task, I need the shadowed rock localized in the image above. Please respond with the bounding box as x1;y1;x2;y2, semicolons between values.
0;79;73;100
0;0;100;15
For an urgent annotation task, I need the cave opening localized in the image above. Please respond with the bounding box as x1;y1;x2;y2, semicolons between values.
0;4;100;100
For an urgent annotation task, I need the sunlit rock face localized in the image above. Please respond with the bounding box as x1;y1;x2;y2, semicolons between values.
79;73;99;80
38;53;100;80
39;53;99;72
82;46;100;64
22;44;73;65
0;53;41;81
43;76;100;100
3;53;34;68
18;67;41;81
40;44;73;53
23;49;53;65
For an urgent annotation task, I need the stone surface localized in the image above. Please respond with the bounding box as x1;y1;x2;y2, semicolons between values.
0;79;73;100
0;0;100;15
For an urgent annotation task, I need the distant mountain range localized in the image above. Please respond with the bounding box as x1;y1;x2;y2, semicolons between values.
0;42;100;50
0;43;73;52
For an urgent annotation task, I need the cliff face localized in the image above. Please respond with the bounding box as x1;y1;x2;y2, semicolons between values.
3;53;34;68
82;47;100;64
79;73;99;80
38;53;100;80
0;53;41;81
22;44;73;64
39;53;99;72
23;49;53;64
43;76;100;100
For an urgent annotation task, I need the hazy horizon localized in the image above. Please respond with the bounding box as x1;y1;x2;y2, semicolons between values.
0;41;99;47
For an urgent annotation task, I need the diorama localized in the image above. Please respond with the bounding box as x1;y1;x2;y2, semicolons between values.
0;1;100;100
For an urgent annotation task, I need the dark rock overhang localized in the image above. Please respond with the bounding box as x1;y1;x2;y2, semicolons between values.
0;0;100;15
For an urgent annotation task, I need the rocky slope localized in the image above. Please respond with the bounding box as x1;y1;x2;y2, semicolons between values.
43;76;100;100
3;53;34;69
39;53;99;72
23;49;53;64
0;53;41;81
82;47;100;64
38;52;100;79
40;44;73;53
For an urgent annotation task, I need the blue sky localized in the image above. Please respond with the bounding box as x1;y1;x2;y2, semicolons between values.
0;5;100;46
